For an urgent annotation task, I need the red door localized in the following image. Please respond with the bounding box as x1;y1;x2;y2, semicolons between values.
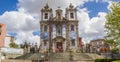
56;42;63;52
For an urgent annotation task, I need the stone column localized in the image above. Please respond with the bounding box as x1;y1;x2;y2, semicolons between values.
49;23;53;52
40;24;43;52
63;41;66;52
41;11;43;21
75;10;77;20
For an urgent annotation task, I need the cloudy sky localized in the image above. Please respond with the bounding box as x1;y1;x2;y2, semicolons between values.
0;0;119;45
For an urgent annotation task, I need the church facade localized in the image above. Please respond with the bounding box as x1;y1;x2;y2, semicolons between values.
40;4;79;53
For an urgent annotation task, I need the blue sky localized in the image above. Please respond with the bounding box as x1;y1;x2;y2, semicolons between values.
0;0;110;36
0;0;110;17
1;0;119;18
0;0;18;15
0;0;119;43
83;1;109;18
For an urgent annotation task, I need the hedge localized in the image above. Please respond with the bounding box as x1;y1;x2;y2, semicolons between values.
95;59;120;62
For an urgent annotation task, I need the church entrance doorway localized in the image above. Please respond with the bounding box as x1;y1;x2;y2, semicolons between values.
56;42;63;52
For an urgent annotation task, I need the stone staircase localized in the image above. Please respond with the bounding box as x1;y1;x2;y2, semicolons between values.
49;53;70;61
73;53;93;60
15;53;49;61
15;53;33;59
49;53;103;62
86;53;104;59
15;52;103;62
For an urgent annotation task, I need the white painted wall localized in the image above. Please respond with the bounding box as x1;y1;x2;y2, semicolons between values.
4;37;11;48
1;47;23;54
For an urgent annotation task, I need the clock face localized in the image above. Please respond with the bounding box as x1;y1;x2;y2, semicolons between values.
70;31;76;39
42;32;49;39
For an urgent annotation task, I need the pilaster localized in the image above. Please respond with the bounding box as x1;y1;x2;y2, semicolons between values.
76;23;79;49
40;24;43;51
66;23;70;51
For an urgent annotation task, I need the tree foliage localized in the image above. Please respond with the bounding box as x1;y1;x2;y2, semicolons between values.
105;2;120;49
20;42;28;48
9;41;18;48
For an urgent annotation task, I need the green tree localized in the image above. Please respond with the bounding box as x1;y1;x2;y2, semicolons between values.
9;41;18;48
105;2;120;51
20;42;29;48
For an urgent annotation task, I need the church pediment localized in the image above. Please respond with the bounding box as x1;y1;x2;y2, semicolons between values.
53;36;65;42
50;17;68;21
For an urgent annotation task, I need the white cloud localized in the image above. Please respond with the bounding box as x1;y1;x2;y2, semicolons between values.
89;12;106;37
15;31;40;45
0;10;40;45
0;0;109;45
17;0;92;18
102;0;112;2
95;0;113;3
77;7;106;43
0;11;39;32
107;1;114;11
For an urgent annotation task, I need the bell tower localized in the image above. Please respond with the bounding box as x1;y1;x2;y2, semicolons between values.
41;3;53;21
40;4;53;53
66;3;77;20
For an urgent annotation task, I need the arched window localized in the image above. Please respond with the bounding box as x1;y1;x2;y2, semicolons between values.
57;26;61;35
44;13;48;19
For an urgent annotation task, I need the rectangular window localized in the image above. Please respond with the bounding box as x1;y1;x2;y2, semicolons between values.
44;13;48;19
58;28;61;34
71;25;74;31
57;27;61;35
71;39;75;46
44;40;47;46
70;12;74;18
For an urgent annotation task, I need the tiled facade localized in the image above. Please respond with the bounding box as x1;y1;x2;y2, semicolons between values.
0;24;6;48
40;3;80;53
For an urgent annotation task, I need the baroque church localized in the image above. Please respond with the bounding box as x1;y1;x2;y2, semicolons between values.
40;3;79;53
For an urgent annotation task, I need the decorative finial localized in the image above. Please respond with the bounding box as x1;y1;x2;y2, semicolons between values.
44;3;49;9
58;6;60;9
69;3;74;8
